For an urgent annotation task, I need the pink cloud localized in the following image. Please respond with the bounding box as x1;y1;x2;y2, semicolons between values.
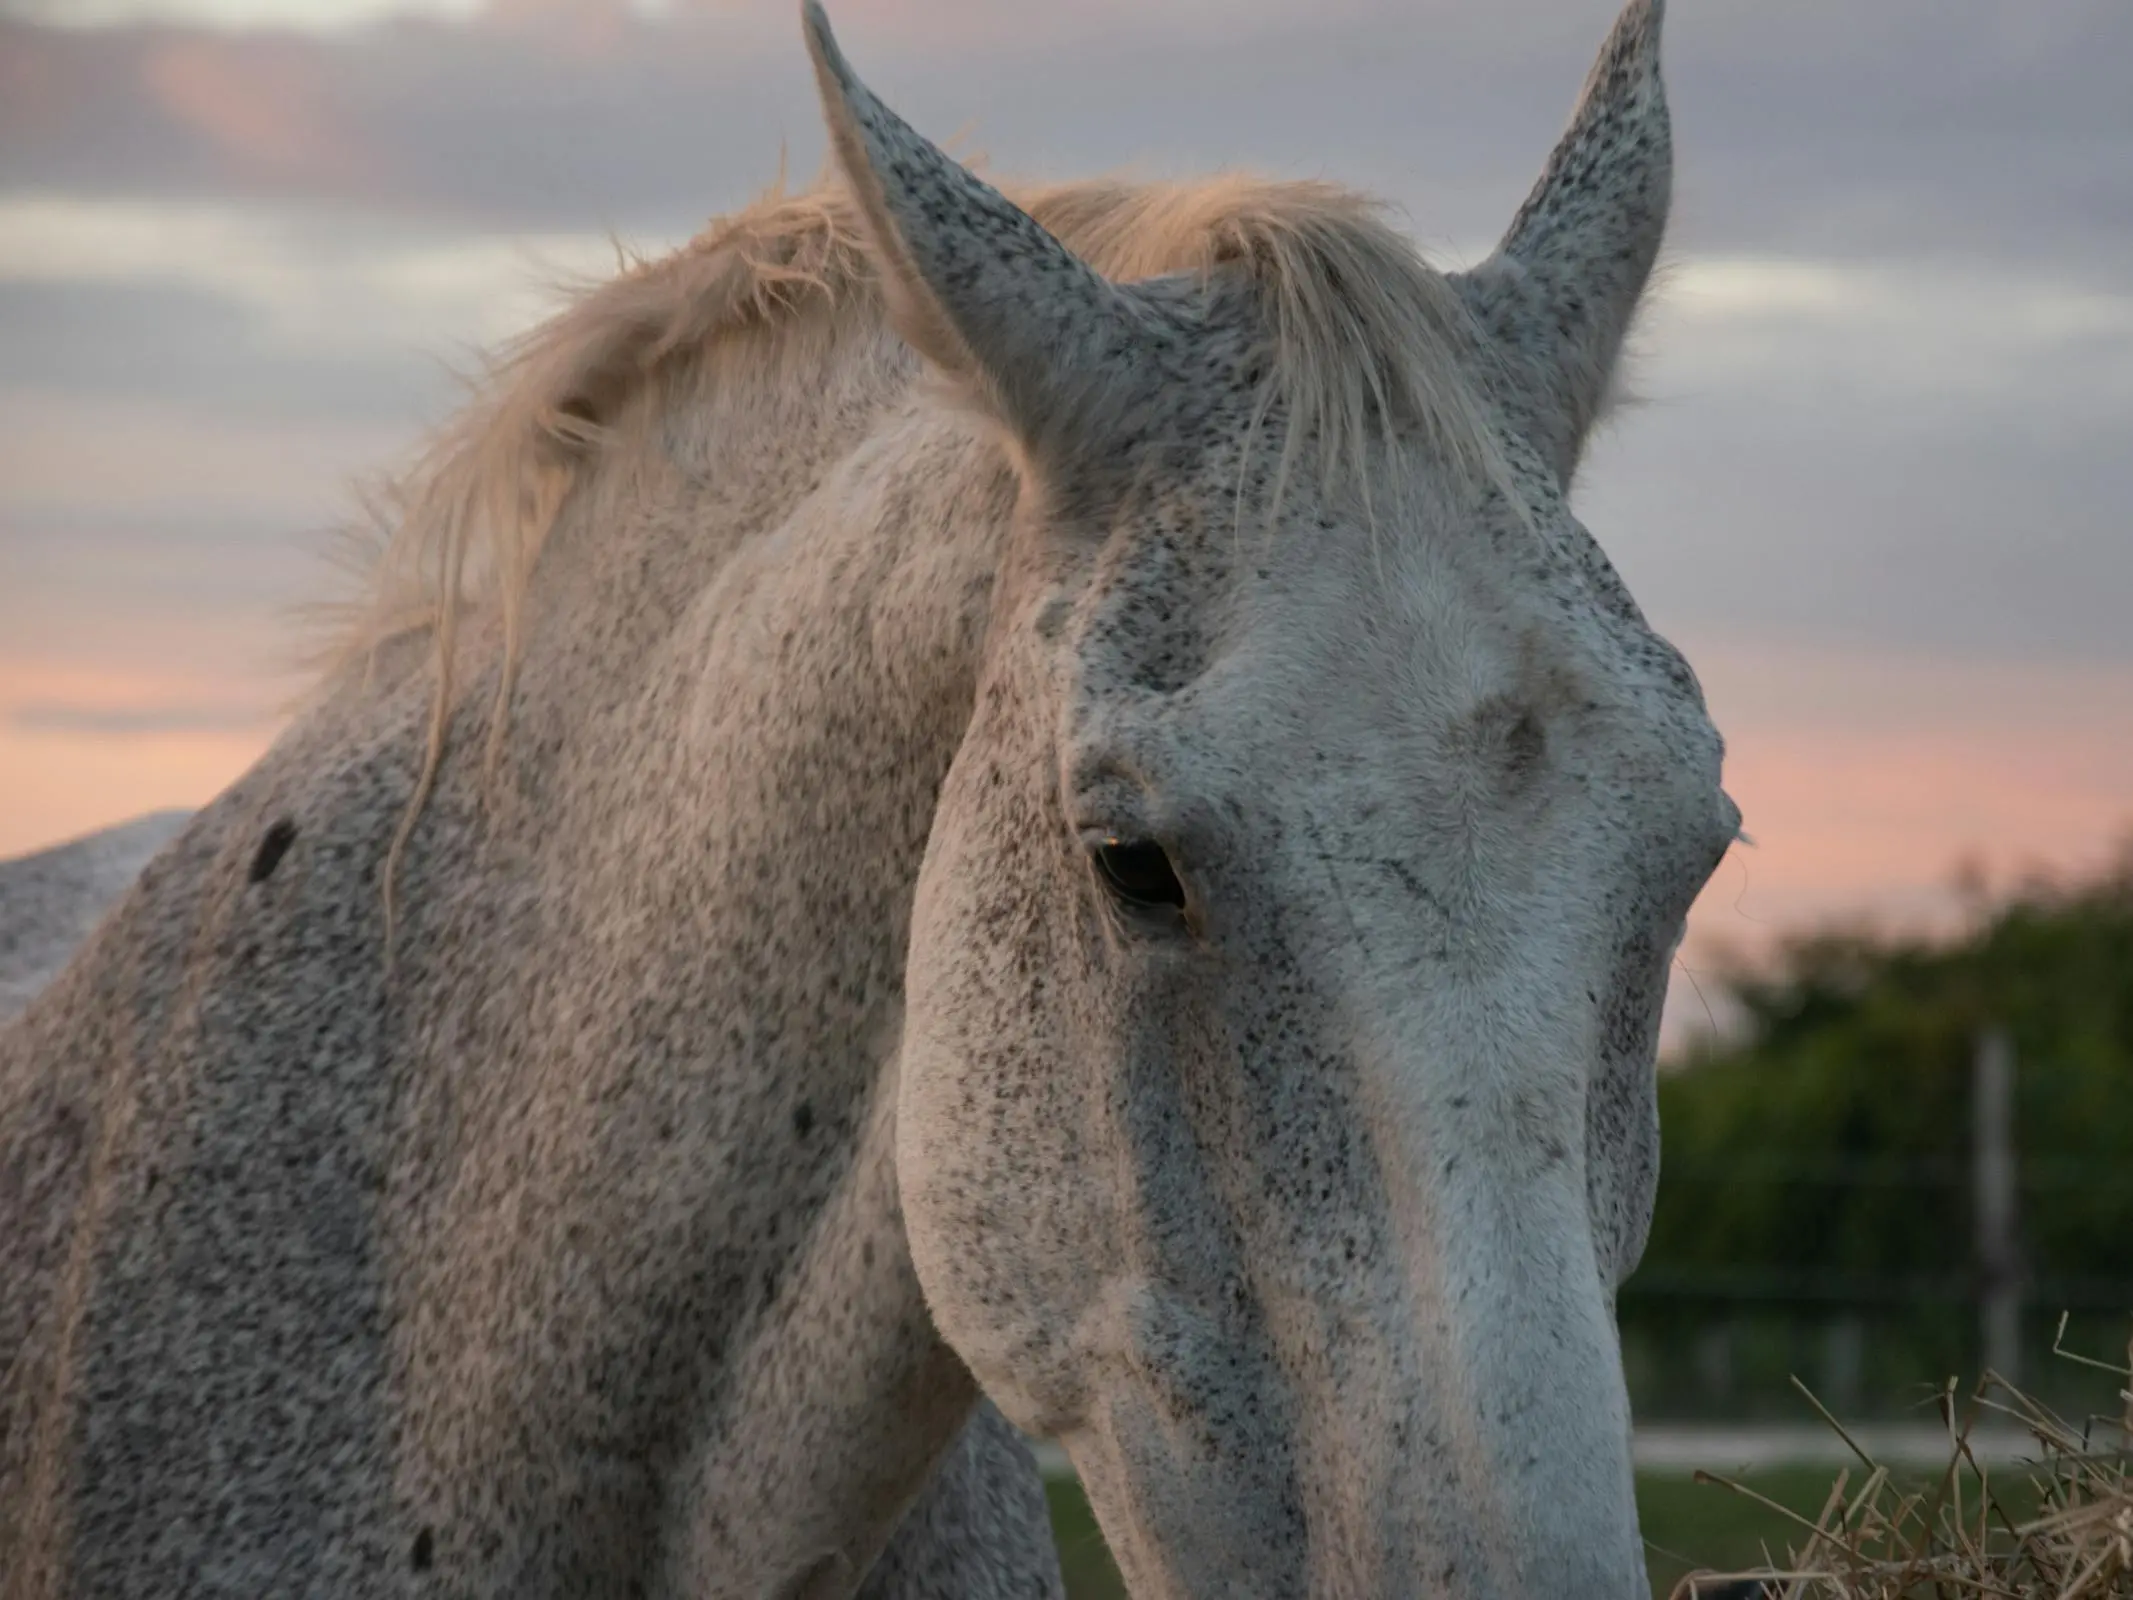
1682;638;2133;962
141;34;375;190
0;657;282;858
0;721;274;861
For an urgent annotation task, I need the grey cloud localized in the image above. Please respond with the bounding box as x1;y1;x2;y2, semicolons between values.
1579;386;2133;670
0;279;450;423
2;509;335;628
1;0;2127;685
0;0;2127;275
8;701;277;734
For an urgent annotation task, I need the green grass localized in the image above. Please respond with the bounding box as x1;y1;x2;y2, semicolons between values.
1638;1466;1844;1595
1044;1477;1129;1599
1045;1465;2050;1598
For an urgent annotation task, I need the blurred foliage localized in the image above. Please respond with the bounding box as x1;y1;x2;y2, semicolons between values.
1636;848;2133;1296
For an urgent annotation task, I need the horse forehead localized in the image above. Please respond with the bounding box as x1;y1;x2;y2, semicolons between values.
1092;510;1604;716
1063;435;1722;778
1071;538;1723;864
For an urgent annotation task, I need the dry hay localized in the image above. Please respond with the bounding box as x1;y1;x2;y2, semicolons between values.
1670;1316;2133;1600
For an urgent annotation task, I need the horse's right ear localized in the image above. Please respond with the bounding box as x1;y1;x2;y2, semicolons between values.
801;3;1150;465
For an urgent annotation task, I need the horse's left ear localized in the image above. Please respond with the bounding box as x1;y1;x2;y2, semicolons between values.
801;2;1149;465
1455;0;1671;485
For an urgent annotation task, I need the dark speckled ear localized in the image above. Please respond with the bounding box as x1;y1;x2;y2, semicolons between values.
801;2;1150;461
1456;0;1671;484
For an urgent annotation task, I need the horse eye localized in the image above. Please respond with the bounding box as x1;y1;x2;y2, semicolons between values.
1092;838;1187;912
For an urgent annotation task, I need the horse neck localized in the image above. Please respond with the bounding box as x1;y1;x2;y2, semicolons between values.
376;329;1026;1588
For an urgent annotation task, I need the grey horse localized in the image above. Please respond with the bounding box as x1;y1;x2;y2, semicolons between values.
0;812;1063;1599
1;1;1737;1595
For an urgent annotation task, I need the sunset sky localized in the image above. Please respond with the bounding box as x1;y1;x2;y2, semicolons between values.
2;0;2129;1024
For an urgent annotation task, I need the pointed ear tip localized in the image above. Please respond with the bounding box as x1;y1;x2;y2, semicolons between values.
1636;0;1667;52
1606;0;1664;62
799;0;840;72
801;0;867;125
1597;0;1666;100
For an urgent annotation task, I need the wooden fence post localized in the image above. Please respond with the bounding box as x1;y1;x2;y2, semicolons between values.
1973;1027;2021;1384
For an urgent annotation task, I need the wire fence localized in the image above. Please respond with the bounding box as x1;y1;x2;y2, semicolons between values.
1615;1028;2133;1423
1619;1143;2133;1422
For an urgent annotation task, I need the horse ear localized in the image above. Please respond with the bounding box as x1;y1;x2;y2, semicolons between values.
1456;0;1671;484
801;3;1146;462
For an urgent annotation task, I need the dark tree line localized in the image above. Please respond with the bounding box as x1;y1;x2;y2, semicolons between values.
1619;847;2133;1416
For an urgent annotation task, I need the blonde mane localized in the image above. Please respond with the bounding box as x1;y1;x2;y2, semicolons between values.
324;172;1516;913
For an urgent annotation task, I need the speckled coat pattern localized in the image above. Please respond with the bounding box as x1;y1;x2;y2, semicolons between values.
0;3;1736;1597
